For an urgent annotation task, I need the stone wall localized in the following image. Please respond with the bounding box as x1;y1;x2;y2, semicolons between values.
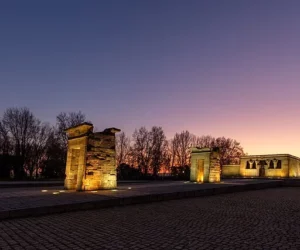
239;158;259;177
239;154;300;178
64;123;120;191
289;156;300;177
264;157;288;178
222;165;240;177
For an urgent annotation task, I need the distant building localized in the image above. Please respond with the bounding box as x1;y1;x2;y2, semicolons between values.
222;154;300;178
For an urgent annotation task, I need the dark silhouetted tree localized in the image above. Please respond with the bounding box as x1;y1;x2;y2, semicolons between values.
56;111;89;167
56;111;87;149
116;132;131;167
195;136;245;166
132;127;152;175
150;126;166;177
172;130;196;167
1;107;39;179
0;121;12;178
41;130;66;179
26;123;52;178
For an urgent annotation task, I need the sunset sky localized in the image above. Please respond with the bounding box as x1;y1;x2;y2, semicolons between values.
1;1;300;156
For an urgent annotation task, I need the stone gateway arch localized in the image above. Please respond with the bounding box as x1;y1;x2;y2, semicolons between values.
64;123;120;191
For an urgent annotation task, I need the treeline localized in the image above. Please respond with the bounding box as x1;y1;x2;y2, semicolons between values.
116;127;245;180
0;107;245;180
0;107;87;180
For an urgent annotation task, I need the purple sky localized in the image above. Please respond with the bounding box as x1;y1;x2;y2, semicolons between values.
1;0;300;156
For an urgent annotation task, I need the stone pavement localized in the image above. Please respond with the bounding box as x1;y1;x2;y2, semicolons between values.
0;179;283;220
0;180;150;188
0;181;63;188
0;187;300;250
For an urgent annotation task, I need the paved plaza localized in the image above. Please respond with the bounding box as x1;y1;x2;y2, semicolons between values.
0;187;299;250
0;180;281;219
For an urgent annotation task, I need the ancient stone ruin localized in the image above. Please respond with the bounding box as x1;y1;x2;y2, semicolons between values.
64;122;120;191
190;147;221;183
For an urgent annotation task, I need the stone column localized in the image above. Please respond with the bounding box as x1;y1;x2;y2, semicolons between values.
273;159;278;169
255;160;260;169
249;159;254;169
209;148;221;183
265;159;270;169
64;123;93;191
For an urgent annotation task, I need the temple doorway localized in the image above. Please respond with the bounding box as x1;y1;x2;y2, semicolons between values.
259;164;265;177
197;159;204;182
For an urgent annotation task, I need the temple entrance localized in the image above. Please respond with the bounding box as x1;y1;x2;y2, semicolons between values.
259;165;266;177
197;159;204;182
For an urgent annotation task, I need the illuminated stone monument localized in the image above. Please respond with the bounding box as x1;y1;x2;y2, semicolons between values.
222;154;300;178
190;147;221;183
64;122;120;191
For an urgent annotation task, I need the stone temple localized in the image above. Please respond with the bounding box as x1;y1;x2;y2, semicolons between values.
64;123;120;191
222;154;300;178
191;148;300;182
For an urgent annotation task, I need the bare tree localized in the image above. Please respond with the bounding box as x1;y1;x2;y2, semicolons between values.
160;140;172;174
26;123;52;178
0;121;12;178
195;136;245;166
215;137;244;166
55;111;89;170
41;129;66;179
0;121;11;155
132;127;152;175
56;111;88;149
150;126;166;177
195;135;215;148
116;132;131;166
172;130;195;167
1;107;39;179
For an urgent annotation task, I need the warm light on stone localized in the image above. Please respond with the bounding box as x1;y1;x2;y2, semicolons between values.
64;123;121;191
190;147;221;183
223;154;300;178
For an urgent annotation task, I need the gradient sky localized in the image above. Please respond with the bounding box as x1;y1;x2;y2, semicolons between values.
1;0;300;156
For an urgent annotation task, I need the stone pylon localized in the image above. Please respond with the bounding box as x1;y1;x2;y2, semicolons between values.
190;147;221;183
64;122;120;191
